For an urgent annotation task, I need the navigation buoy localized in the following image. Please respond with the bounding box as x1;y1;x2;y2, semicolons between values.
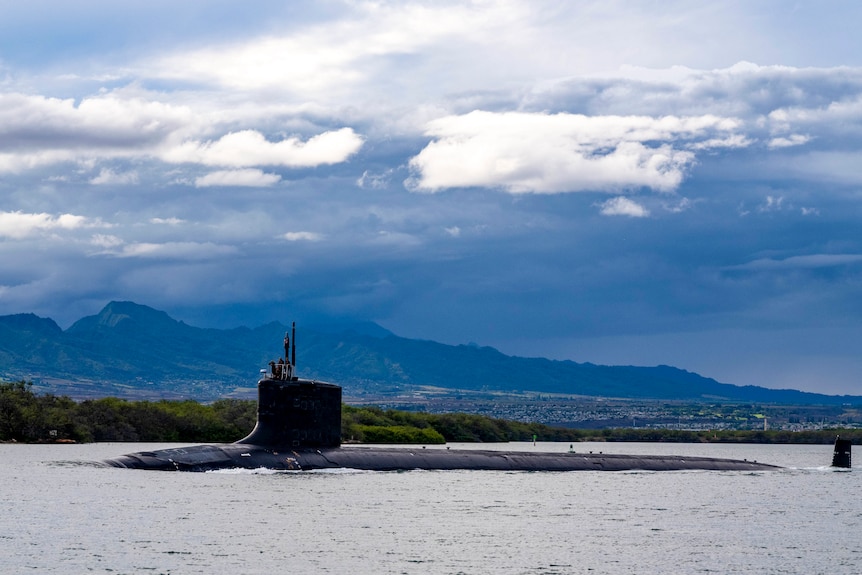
832;436;852;468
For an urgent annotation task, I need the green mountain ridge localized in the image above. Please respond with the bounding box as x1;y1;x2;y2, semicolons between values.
0;301;858;405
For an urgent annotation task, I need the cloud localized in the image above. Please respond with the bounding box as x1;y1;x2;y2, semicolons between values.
598;197;650;217
0;210;102;239
0;93;191;150
408;111;741;194
758;195;785;212
164;128;364;168
148;2;517;97
282;231;323;242
90;168;139;185
357;169;394;189
0;92;192;173
149;217;185;225
768;134;810;149
110;242;239;260
0;93;362;176
663;197;692;213
194;168;282;187
771;151;862;185
532;64;862;172
371;230;422;247
729;254;862;271
89;234;124;249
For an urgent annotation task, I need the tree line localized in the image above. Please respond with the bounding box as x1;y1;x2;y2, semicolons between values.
342;404;584;444
2;380;858;445
0;380;256;443
0;380;582;444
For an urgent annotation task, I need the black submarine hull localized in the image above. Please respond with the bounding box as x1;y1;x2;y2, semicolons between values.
105;443;780;472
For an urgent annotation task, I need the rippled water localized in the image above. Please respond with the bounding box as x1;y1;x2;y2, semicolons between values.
2;442;859;574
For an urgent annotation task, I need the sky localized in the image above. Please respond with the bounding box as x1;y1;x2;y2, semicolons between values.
2;1;862;395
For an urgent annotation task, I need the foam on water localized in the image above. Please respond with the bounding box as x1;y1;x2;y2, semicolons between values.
206;465;380;475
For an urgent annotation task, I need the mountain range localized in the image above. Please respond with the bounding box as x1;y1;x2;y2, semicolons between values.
1;301;858;405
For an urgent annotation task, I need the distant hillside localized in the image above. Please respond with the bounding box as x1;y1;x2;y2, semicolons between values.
1;301;859;405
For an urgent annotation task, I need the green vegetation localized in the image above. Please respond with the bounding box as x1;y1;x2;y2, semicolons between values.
1;380;255;443
341;405;581;443
583;427;862;444
2;380;859;445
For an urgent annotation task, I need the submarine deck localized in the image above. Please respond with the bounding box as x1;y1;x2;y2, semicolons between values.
105;443;780;472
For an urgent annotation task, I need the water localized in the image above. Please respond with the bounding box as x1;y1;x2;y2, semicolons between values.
2;441;859;574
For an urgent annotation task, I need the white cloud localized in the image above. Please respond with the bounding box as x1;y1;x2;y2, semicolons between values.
599;196;650;217
758;195;785;212
768;134;810;149
0;93;192;149
90;168;139;185
89;234;124;249
165;128;363;168
150;217;186;225
357;169;394;189
0;92;362;175
663;197;692;213
767;93;862;135
195;169;282;188
408;111;740;194
0;92;194;174
0;149;78;173
282;231;323;242
688;134;752;150
112;241;239;259
0;210;100;239
148;2;518;97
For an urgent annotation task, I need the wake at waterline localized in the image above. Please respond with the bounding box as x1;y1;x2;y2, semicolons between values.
207;466;377;475
51;459;856;474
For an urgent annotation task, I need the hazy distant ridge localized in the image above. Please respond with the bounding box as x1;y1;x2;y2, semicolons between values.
0;301;856;404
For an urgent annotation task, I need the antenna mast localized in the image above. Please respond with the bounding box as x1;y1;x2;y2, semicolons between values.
291;321;296;374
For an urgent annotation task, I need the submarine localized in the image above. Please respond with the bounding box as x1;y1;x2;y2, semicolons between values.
105;326;841;473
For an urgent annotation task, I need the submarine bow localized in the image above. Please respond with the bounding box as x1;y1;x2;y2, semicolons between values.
106;327;797;473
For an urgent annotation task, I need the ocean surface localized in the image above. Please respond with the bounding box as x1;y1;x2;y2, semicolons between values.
1;441;859;574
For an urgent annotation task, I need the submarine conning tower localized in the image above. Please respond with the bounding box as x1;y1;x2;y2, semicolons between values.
236;323;342;449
